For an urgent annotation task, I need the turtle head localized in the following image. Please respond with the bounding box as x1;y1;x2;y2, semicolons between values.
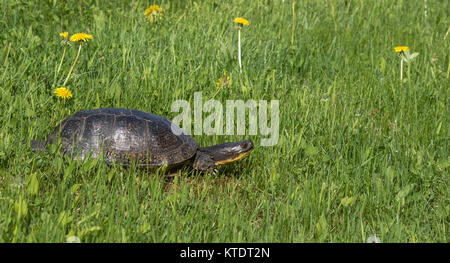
192;140;254;172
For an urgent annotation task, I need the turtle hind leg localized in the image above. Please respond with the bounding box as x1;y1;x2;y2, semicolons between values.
31;140;46;152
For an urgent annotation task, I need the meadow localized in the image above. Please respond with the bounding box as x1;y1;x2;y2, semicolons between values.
0;0;448;242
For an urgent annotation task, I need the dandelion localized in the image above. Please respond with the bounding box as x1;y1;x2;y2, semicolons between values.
53;87;73;100
394;46;419;81
233;17;249;26
233;17;249;73
145;5;164;22
394;46;409;53
58;32;71;47
216;72;231;89
59;32;69;39
69;33;93;43
62;32;93;86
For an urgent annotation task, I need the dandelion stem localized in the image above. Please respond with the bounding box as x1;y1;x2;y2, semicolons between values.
3;42;11;66
57;47;67;76
407;60;411;82
63;44;82;86
291;0;295;46
238;28;242;73
54;46;67;87
400;57;403;81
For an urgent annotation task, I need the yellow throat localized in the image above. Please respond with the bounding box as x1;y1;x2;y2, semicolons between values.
215;150;253;165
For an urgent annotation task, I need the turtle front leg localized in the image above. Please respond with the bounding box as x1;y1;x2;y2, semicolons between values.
192;151;216;173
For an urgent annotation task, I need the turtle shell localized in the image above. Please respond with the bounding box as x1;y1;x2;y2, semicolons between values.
44;108;198;167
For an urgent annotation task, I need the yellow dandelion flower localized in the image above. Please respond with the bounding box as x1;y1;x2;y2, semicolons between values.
59;32;69;39
216;72;231;88
53;87;73;100
145;5;163;16
394;46;409;53
145;5;164;22
234;17;249;26
70;33;93;43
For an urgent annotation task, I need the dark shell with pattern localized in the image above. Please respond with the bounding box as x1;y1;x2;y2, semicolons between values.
43;108;198;167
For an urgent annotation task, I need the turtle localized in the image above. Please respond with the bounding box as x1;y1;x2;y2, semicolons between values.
31;108;253;172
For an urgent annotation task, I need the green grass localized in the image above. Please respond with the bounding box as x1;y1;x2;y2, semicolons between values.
0;0;448;242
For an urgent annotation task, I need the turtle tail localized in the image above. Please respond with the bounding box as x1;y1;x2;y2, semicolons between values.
31;140;46;152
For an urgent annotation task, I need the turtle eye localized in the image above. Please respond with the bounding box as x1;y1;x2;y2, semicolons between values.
241;142;248;149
